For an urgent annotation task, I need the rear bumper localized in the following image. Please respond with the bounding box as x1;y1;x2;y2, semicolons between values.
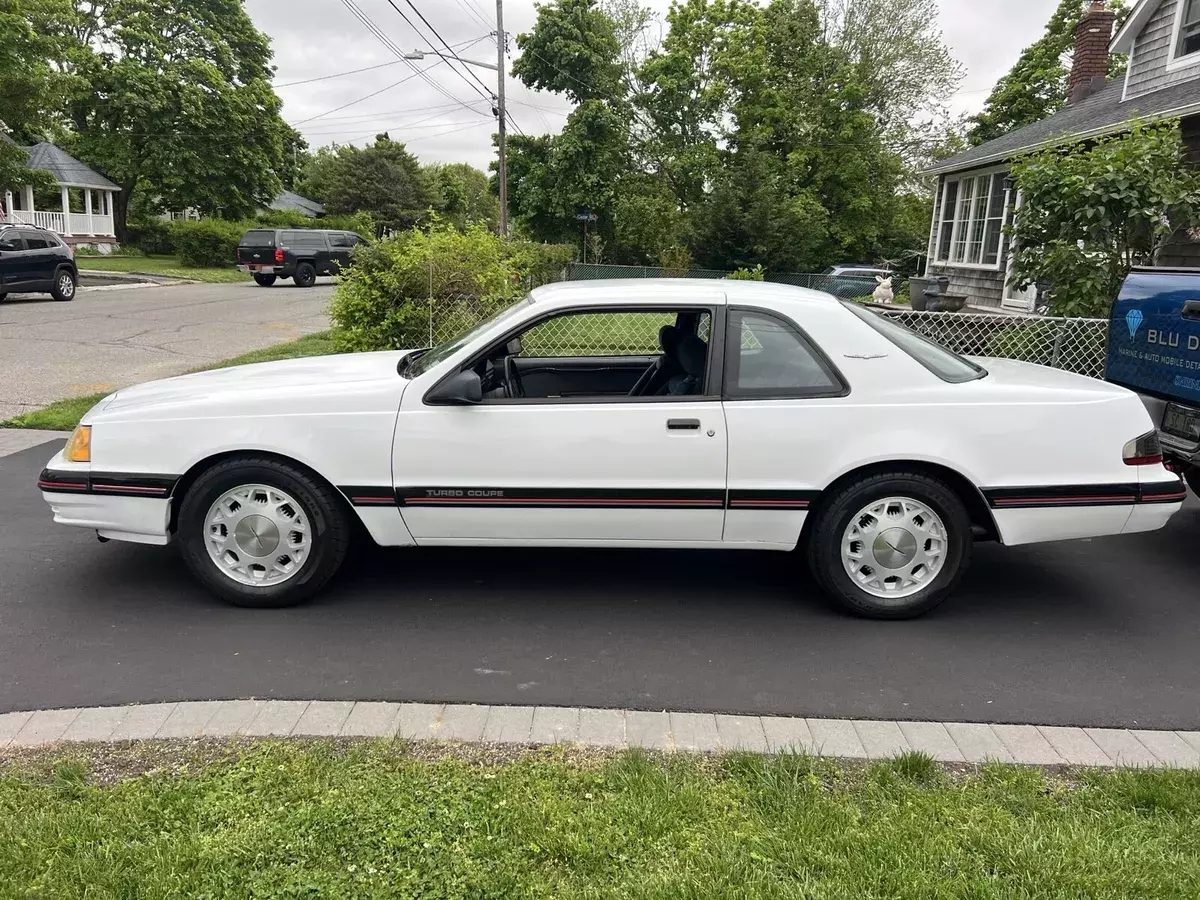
237;264;294;277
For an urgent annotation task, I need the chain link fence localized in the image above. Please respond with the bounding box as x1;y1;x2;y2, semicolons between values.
420;290;1111;381
873;308;1110;379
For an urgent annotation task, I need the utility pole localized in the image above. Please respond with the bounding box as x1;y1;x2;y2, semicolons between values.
496;0;508;238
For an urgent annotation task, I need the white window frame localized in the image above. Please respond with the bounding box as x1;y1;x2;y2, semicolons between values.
1002;189;1039;312
930;165;1011;271
1167;0;1200;72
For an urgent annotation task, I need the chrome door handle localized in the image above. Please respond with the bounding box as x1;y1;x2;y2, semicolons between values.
667;418;701;431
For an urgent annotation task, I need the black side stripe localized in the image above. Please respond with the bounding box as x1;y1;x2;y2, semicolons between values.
342;486;822;510
38;469;178;499
982;481;1186;509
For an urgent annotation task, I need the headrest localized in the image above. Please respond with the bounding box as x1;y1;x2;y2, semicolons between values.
659;324;680;354
676;336;707;377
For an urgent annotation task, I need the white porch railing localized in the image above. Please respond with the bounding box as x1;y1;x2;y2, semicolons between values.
5;208;115;237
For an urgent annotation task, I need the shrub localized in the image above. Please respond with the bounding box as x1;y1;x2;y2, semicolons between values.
728;265;765;281
659;245;693;277
125;218;177;255
173;219;245;268
329;224;523;353
319;212;377;241
504;241;574;287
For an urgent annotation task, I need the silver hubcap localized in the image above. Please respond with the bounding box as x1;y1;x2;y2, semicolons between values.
59;274;74;297
204;484;312;587
841;497;948;601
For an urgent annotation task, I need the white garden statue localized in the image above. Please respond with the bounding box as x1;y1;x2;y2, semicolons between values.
873;275;894;305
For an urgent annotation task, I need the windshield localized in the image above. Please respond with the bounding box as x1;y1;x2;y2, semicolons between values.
842;302;987;383
408;297;533;377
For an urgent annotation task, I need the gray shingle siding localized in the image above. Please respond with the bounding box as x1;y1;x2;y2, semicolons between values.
1126;0;1200;99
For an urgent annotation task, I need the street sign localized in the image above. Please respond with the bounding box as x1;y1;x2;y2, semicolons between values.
574;213;598;222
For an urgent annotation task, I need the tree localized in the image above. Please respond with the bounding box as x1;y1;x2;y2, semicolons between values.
423;162;499;229
513;0;624;104
57;0;290;235
315;135;431;229
968;0;1130;146
0;0;72;192
1009;121;1200;318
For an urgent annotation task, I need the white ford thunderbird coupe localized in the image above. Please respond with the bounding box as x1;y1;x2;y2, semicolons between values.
39;280;1186;618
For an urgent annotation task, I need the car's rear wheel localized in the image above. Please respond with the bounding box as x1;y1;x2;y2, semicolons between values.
0;293;6;303
177;457;351;608
294;262;316;288
254;274;277;287
806;470;972;619
52;268;76;301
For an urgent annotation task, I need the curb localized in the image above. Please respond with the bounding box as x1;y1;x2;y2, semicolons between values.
3;702;1199;768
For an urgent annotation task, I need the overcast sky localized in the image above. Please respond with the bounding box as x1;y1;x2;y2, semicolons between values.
244;0;1065;171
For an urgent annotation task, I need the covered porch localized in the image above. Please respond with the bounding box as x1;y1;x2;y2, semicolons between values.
2;143;120;243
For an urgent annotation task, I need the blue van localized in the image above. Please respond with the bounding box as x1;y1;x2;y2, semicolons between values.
1106;267;1200;493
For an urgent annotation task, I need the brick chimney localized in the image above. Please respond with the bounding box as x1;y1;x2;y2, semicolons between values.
1068;1;1117;104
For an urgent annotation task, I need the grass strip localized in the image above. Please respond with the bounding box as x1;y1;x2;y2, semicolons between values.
1;742;1198;898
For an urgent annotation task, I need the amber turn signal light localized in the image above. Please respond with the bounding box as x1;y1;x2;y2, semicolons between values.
64;425;91;463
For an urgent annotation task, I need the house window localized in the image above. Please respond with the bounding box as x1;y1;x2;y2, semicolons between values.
1179;0;1200;58
933;171;1009;268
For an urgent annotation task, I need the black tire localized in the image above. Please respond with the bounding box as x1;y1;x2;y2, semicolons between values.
1185;466;1200;497
51;268;76;302
254;274;278;287
0;293;6;303
294;262;316;288
177;457;351;608
806;470;972;619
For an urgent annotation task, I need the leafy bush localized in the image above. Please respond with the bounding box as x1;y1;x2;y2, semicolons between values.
173;219;245;268
984;321;1061;364
320;212;377;240
329;224;524;353
125;219;177;255
659;245;693;277
728;265;765;281
504;241;574;286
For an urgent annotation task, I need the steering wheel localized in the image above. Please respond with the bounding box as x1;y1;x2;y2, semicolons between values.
503;355;525;399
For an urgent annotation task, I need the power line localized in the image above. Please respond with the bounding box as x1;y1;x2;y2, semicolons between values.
338;0;490;120
452;0;493;34
289;69;432;126
387;0;496;102
275;59;405;89
296;101;485;126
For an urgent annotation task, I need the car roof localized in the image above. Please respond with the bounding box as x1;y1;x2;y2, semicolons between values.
528;278;839;307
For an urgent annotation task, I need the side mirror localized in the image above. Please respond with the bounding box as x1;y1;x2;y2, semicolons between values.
426;369;483;405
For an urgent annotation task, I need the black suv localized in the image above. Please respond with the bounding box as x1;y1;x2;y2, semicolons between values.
0;224;78;302
236;228;367;288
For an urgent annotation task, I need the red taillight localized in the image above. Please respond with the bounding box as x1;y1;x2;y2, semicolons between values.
274;248;285;263
1123;430;1164;466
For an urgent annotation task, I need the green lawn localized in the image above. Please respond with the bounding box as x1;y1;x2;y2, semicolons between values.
1;743;1198;898
1;331;341;430
79;254;251;284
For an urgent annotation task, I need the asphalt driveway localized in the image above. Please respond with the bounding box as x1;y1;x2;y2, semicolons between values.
0;280;332;420
1;438;1197;729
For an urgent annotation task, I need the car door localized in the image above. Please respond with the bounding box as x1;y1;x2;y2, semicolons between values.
327;232;354;273
0;229;27;290
20;230;58;289
394;298;729;544
720;306;851;545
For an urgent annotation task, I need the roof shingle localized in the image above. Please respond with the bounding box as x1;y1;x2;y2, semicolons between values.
22;143;119;190
930;77;1200;174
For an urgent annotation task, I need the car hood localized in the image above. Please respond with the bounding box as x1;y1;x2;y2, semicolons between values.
970;357;1129;398
96;350;413;416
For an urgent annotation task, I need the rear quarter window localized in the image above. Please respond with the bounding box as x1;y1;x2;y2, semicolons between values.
282;231;328;249
843;302;986;383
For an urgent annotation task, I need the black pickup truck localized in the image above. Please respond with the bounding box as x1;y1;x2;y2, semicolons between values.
236;228;367;287
1106;267;1200;493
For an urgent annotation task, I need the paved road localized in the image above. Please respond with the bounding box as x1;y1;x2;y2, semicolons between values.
1;439;1197;729
0;281;332;420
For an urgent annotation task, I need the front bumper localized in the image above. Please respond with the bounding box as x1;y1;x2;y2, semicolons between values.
38;452;176;546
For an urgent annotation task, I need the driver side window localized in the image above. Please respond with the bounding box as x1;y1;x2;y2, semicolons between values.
481;308;714;402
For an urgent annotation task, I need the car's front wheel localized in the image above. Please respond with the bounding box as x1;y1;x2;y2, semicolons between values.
52;268;76;301
806;470;972;619
1185;465;1200;497
254;274;278;287
177;457;351;608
